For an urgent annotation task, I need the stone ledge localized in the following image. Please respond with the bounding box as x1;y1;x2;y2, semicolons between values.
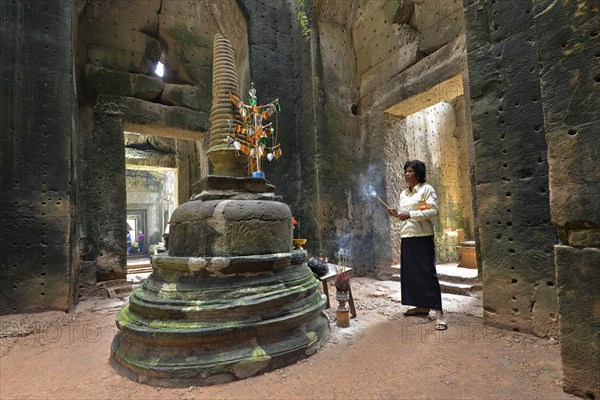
94;94;209;140
151;252;295;276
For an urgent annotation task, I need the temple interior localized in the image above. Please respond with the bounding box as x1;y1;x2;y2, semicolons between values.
1;0;598;398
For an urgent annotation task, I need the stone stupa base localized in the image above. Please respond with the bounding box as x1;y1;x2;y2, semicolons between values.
110;250;330;387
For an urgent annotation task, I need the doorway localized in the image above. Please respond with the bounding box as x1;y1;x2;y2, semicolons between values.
126;210;147;256
126;166;178;269
383;76;479;285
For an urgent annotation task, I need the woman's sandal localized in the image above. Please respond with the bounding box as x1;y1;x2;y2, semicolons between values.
404;308;430;317
435;320;448;331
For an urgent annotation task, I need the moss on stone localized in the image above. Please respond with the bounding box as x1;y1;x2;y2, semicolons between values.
305;330;317;343
132;74;164;100
168;25;210;48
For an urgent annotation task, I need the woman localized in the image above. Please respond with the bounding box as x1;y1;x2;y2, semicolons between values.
388;160;447;330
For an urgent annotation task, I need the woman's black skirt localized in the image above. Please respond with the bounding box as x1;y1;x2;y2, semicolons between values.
400;235;442;310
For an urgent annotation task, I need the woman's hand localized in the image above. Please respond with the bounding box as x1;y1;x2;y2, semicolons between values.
388;208;410;220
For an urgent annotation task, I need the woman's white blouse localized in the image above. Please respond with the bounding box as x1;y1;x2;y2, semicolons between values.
397;183;439;238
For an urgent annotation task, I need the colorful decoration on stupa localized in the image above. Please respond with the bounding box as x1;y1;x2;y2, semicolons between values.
227;83;281;177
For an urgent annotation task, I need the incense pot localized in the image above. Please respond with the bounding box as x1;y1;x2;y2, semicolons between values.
293;238;307;250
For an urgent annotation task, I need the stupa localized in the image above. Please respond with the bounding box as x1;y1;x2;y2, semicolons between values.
110;34;330;387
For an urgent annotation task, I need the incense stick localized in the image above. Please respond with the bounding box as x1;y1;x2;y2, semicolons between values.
375;194;391;209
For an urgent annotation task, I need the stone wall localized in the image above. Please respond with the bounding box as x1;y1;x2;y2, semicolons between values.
305;0;471;273
531;1;600;397
75;0;248;285
463;0;558;337
1;1;78;314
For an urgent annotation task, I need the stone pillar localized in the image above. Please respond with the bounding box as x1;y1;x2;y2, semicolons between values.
78;109;127;283
531;1;600;397
463;0;558;336
0;1;78;313
241;0;310;249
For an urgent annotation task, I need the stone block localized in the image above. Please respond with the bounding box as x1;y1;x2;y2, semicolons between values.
0;242;71;314
318;22;356;85
360;41;419;100
546;124;600;228
1;1;76;314
353;0;382;27
467;32;547;186
169;200;292;257
534;0;600;132
81;0;160;35
368;34;466;111
419;6;464;54
555;245;600;398
568;229;600;249
410;0;462;33
132;74;164;100
161;83;207;111
463;0;491;52
84;65;133;97
476;179;557;334
87;44;152;74
464;0;536;50
86;22;153;54
355;45;372;76
367;36;393;69
94;94;210;135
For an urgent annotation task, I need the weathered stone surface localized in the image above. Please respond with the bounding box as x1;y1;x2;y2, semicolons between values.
409;0;462;34
132;74;164;100
151;253;291;276
87;44;153;75
359;41;420;101
533;1;600;132
84;8;160;73
111;252;330;387
94;94;209;134
169;200;292;257
83;1;161;46
568;229;600;248
125;149;176;169
546;124;600;229
0;1;77;314
78;113;127;282
161;83;210;112
418;5;465;54
368;34;466;111
84;65;164;99
192;176;275;194
464;0;557;336
554;245;600;399
532;2;600;396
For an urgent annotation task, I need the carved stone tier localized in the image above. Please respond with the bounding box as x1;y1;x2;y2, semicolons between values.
111;251;329;386
190;176;281;202
167;197;291;258
110;177;330;386
207;33;247;177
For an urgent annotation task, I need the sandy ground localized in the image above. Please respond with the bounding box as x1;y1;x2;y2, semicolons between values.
0;277;574;400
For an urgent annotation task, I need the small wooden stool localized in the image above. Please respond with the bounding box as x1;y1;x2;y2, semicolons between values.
316;265;357;318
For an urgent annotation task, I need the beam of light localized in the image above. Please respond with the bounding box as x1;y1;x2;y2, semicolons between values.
155;62;165;77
